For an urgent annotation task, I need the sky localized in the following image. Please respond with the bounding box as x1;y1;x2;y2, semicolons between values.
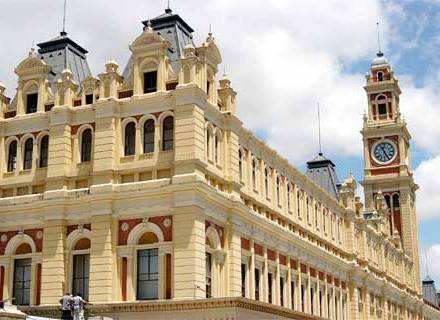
0;0;439;286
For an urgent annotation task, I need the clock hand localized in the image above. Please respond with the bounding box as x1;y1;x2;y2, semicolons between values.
380;146;390;160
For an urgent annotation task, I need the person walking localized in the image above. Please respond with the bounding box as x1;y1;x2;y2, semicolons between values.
59;293;73;320
71;293;89;320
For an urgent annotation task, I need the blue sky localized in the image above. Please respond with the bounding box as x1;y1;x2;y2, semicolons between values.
0;0;439;287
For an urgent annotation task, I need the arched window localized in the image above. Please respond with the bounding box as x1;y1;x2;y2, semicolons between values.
143;119;155;153
7;140;17;172
81;129;92;162
377;95;387;116
276;176;281;205
206;128;211;159
264;168;269;198
162;116;174;151
214;134;220;164
238;149;243;181
23;138;33;170
377;71;384;82
384;195;391;208
392;194;400;208
252;158;257;189
124;122;136;156
72;238;90;301
39;135;49;168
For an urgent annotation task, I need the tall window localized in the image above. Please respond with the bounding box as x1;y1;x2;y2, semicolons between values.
301;284;305;312
85;93;94;105
162;116;174;151
319;290;323;317
297;191;301;218
214;134;219;164
241;263;246;297
238;149;243;181
287;184;291;211
315;204;319;228
206;252;212;298
377;71;384;82
124;122;136;156
206;129;211;159
311;287;314;315
7;141;17;172
290;281;295;309
264;168;269;198
252;159;257;190
13;258;31;305
276;176;281;205
23;138;33;170
143;71;157;94
26;93;38;114
137;249;159;300
255;269;260;301
73;254;90;300
81;129;92;162
39;136;49;168
143;119;155;153
306;198;310;223
268;272;273;304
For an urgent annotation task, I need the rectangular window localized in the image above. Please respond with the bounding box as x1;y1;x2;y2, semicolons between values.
378;103;387;116
268;272;273;304
85;94;94;105
137;249;159;300
26;93;38;114
143;71;157;94
319;290;323;317
301;284;305;312
206;252;212;298
280;277;285;307
255;269;260;301
72;254;90;301
311;287;314;314
241;263;246;297
13;259;31;305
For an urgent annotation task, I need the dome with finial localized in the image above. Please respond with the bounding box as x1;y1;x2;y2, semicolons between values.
371;51;389;67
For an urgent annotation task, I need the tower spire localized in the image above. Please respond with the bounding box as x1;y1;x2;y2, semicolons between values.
318;102;322;155
165;0;172;14
376;21;382;56
62;0;68;36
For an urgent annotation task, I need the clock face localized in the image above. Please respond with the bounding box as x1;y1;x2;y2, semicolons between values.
373;141;396;164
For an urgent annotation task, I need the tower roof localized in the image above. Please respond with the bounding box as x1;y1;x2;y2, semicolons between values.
37;32;92;88
371;51;389;68
306;153;340;199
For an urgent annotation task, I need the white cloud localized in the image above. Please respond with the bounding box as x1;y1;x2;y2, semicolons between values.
415;156;440;220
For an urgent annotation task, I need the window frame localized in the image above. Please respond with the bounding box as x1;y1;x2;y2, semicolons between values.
143;119;155;154
23;138;34;170
162;116;174;151
39;135;49;168
124;122;137;156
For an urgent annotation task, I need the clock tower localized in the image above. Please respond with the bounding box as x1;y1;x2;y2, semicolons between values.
361;51;421;294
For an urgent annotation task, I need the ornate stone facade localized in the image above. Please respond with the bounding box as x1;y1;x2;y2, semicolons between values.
0;7;439;320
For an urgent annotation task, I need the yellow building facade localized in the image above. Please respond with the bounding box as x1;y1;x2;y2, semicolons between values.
0;8;439;320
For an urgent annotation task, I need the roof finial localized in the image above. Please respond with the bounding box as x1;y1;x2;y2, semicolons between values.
165;0;172;14
317;102;323;155
61;0;68;36
209;24;212;37
376;21;383;57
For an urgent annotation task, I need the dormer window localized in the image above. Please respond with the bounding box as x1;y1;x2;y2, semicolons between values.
26;93;38;114
85;93;94;105
143;71;157;94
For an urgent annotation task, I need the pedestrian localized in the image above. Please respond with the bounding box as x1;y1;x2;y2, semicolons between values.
59;293;73;320
71;293;89;320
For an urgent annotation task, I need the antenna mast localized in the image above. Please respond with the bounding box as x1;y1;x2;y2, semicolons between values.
318;103;322;155
62;0;67;35
376;22;381;54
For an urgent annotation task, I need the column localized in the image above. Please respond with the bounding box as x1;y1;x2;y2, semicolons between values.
275;253;281;306
286;259;292;309
173;207;205;299
41;219;66;305
225;224;241;297
263;247;268;303
297;262;302;312
89;213;116;302
348;281;359;320
249;240;255;299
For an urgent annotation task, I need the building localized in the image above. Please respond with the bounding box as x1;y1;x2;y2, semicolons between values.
0;7;439;320
422;276;439;308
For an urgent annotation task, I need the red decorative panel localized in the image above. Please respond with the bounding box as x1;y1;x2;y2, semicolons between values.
254;243;263;256
73;99;82;107
371;167;399;175
152;112;162;119
118;90;133;99
67;224;91;236
394;211;402;235
290;259;298;270
279;254;287;266
0;266;4;300
327;274;333;284
121;257;127;301
334;278;340;287
4;111;16;119
310;268;317;278
0;229;44;254
341;281;346;290
118;216;172;246
241;238;250;251
205;221;225;248
300;263;307;274
166;254;172;299
318;271;325;281
45;104;54;112
35;263;42;305
267;249;276;261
